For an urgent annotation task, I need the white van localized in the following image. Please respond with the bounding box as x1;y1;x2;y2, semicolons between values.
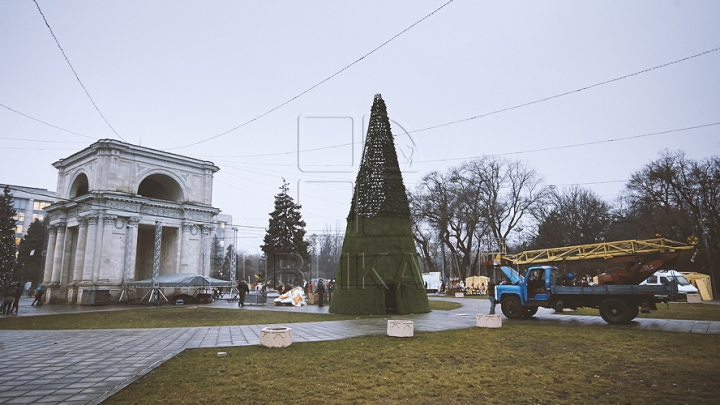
639;270;699;298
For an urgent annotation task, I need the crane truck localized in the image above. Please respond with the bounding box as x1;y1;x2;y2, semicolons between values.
495;264;680;324
493;239;696;325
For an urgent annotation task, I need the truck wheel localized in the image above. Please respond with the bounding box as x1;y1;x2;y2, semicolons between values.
501;296;523;319
522;306;538;318
599;298;631;324
627;304;640;321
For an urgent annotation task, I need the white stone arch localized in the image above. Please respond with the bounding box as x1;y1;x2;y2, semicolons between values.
135;169;187;203
67;170;92;199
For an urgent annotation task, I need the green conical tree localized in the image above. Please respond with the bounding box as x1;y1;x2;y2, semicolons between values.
0;185;17;285
330;94;430;315
261;180;310;288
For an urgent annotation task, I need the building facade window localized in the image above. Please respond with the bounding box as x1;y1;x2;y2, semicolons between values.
15;224;23;234
13;199;27;210
15;212;25;222
32;213;44;222
34;201;51;211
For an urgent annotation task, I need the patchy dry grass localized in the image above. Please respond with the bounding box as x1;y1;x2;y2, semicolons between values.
104;324;720;405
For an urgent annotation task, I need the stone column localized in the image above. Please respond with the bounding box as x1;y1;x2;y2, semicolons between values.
42;225;57;284
124;217;140;281
98;215;117;281
201;225;213;277
50;221;67;284
81;214;99;283
180;222;192;273
71;218;88;283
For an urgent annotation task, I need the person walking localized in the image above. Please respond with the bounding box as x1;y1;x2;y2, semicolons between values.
10;282;24;315
316;278;326;307
487;279;497;315
1;282;17;315
32;283;45;307
237;280;250;307
326;279;333;303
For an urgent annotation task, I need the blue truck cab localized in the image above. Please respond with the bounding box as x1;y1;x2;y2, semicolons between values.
494;265;678;324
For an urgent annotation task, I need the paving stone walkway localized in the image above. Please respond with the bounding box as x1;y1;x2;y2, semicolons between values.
0;296;718;404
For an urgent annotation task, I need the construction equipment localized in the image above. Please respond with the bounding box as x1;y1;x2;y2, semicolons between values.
496;238;696;285
495;265;680;325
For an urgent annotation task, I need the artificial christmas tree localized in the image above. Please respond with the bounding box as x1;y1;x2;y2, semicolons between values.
330;94;430;315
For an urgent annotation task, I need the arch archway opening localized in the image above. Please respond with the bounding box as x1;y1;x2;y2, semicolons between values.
138;174;184;202
69;173;90;199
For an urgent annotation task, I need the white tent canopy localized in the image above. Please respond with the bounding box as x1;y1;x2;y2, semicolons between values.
126;273;233;288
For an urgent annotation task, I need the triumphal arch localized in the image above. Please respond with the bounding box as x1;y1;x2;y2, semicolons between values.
43;139;220;304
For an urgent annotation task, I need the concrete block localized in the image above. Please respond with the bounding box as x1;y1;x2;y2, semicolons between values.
687;293;702;303
260;327;293;348
387;320;414;337
455;292;464;298
476;314;502;328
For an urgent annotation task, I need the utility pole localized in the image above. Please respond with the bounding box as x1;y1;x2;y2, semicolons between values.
697;201;718;298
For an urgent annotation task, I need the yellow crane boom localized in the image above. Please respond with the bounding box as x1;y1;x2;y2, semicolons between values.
502;238;696;265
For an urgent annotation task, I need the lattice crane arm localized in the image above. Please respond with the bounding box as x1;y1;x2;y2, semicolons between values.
502;238;696;265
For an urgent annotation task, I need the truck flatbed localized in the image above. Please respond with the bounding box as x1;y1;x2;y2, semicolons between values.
551;284;669;296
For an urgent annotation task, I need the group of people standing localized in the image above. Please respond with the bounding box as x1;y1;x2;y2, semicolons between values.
1;282;45;316
303;279;333;307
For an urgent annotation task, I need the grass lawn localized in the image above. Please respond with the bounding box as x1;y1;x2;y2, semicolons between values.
0;300;458;330
104;324;720;405
557;302;720;322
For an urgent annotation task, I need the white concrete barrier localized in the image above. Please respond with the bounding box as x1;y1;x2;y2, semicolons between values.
687;294;702;303
476;314;502;328
455;292;464;298
260;327;293;348
387;320;414;337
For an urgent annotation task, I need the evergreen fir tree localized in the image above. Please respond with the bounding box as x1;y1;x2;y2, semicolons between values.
0;185;18;285
14;217;49;284
210;236;225;279
261;180;310;288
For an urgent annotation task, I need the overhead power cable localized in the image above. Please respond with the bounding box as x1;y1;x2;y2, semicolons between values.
0;103;96;140
415;121;720;164
405;46;720;136
166;0;455;151
31;0;125;142
204;121;719;166
198;46;720;160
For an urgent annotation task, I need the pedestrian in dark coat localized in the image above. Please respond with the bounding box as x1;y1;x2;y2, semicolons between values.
487;280;497;315
1;283;17;315
317;279;326;307
10;282;24;315
237;281;250;307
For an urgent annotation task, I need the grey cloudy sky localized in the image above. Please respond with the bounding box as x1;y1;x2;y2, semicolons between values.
1;0;718;253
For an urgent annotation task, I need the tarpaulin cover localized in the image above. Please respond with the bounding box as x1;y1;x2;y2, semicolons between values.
126;273;234;288
274;287;306;306
465;276;490;288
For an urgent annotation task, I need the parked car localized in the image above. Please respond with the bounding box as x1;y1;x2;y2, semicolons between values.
639;270;698;298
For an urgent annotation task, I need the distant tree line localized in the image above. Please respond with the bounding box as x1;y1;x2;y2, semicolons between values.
408;150;719;287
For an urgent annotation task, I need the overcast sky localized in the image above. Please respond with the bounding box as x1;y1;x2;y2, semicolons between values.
1;0;718;253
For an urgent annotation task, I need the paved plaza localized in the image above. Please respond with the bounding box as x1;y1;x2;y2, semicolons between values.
1;296;718;404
